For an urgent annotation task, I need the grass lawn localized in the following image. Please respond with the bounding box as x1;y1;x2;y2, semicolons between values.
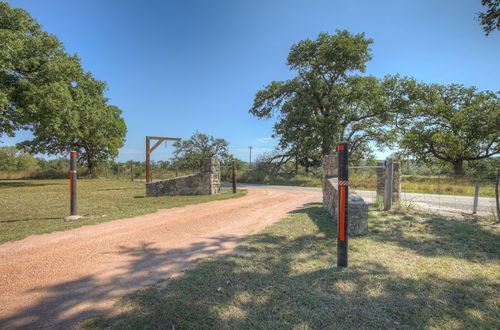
0;179;245;244
84;205;499;329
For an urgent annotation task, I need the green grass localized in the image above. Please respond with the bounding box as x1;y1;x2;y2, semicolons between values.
84;205;500;329
0;179;246;244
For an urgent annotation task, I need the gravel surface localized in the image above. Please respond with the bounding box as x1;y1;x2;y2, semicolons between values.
0;187;321;329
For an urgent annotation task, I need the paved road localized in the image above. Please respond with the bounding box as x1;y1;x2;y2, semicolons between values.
231;183;497;216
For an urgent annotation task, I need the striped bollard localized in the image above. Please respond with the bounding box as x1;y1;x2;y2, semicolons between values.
70;151;77;215
337;142;349;267
232;160;237;193
65;151;82;221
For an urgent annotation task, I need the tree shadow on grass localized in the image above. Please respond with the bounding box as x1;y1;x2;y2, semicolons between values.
83;206;498;329
1;205;497;329
0;217;61;224
0;181;65;189
0;235;246;329
97;187;140;191
368;210;500;263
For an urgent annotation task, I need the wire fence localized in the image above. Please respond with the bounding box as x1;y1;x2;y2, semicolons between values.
398;172;498;218
348;167;499;218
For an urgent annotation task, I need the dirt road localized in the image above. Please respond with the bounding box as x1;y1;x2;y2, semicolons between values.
0;188;320;329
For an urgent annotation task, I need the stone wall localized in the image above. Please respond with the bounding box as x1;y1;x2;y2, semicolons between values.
376;161;401;203
146;158;220;197
322;155;368;236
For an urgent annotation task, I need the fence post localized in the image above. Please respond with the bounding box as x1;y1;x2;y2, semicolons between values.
473;182;480;215
384;158;393;211
337;142;349;268
495;169;499;222
130;163;134;182
232;160;237;193
176;167;179;177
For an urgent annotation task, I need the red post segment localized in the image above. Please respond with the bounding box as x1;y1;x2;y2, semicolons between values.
339;186;346;241
337;142;349;268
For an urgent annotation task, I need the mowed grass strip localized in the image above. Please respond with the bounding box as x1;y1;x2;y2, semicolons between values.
0;179;246;244
85;205;500;329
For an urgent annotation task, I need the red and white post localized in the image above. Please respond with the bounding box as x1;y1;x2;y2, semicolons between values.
337;142;349;267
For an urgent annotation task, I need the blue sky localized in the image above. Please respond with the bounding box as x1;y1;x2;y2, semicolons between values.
2;0;499;162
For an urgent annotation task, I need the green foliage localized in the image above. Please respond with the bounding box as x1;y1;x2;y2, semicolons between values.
172;132;232;170
477;0;499;35
250;30;407;166
0;3;126;174
0;146;37;171
398;83;499;176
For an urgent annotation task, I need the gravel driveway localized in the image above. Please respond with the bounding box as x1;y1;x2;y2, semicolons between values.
0;187;320;329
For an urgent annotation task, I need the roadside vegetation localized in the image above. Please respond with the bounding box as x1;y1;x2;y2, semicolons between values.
0;179;245;244
237;169;498;198
84;205;500;329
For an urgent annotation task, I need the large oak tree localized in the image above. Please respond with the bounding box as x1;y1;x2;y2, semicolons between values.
249;31;406;165
0;2;126;174
398;83;499;176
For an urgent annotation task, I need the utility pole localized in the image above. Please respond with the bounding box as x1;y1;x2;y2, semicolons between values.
249;146;253;169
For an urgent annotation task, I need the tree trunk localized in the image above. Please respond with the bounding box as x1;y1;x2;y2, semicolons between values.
452;160;464;177
86;154;98;178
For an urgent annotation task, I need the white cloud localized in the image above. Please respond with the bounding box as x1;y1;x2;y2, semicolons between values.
257;137;274;144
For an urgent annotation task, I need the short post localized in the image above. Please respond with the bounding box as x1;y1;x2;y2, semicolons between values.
472;182;480;215
176;167;179;177
70;152;77;215
130;162;134;182
384;158;393;211
232;160;237;193
65;151;82;221
337;142;349;268
146;137;151;183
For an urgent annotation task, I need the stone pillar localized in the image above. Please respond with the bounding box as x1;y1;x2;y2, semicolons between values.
392;162;401;203
376;162;385;202
203;158;220;194
322;155;338;212
322;154;338;179
376;161;401;204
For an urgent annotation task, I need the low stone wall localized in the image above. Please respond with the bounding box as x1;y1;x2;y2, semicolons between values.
322;155;368;236
146;158;220;196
